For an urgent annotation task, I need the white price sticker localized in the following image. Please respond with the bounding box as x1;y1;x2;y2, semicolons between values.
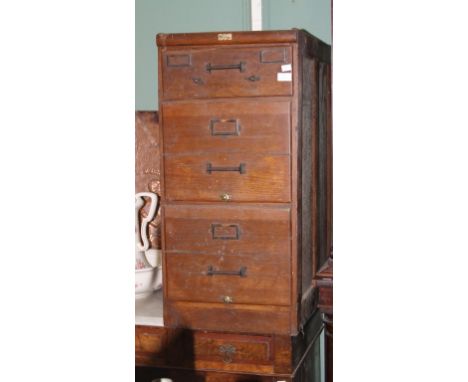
277;72;292;82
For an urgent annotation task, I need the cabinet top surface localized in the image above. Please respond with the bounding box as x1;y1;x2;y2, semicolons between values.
156;29;328;47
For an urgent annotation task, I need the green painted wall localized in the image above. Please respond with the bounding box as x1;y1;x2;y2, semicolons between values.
136;0;331;110
263;0;331;44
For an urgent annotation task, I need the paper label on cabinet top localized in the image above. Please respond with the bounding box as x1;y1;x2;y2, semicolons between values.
217;33;232;41
277;72;292;82
281;64;292;72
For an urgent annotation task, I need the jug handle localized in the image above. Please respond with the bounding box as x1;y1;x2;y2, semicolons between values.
135;192;159;252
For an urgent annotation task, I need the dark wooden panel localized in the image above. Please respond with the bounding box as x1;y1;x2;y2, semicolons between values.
164;204;290;256
317;61;330;271
161;45;292;100
164;153;290;203
136;367;278;382
165;301;291;335
300;56;317;295
162;100;291;155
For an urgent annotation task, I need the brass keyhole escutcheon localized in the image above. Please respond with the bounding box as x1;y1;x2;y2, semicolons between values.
223;296;233;304
219;344;236;363
220;193;231;201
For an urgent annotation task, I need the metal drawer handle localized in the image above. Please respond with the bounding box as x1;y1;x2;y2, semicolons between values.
210;118;240;136
211;224;240;240
206;62;246;73
207;266;247;277
219;344;236;363
206;163;246;174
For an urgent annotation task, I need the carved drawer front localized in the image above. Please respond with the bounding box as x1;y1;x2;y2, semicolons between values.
161;45;293;100
164;204;291;256
164;330;274;373
162;100;290;155
193;332;273;368
135;325;166;360
164;153;290;203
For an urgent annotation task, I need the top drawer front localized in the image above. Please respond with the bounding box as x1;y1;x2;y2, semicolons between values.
161;46;293;100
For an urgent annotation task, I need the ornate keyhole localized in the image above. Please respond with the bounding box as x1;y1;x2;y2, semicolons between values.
219;344;236;363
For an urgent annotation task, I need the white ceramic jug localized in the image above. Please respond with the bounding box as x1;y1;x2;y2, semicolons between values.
135;192;162;298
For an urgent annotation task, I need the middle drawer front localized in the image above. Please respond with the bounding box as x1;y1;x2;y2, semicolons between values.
161;100;291;155
162;99;291;203
164;153;290;203
164;204;290;255
164;205;291;306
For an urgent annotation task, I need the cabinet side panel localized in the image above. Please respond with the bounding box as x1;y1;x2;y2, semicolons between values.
300;57;317;294
326;63;333;263
317;62;331;269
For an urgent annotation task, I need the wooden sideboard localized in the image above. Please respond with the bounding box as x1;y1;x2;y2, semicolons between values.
136;309;323;382
136;28;333;382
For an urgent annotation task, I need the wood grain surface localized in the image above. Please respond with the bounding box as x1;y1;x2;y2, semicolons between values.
161;45;293;100
162;99;291;155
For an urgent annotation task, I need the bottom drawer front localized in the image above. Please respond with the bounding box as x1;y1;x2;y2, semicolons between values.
165;300;291;335
166;330;275;373
193;332;273;365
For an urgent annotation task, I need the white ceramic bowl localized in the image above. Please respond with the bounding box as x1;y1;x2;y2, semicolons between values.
135;249;162;298
135;267;162;298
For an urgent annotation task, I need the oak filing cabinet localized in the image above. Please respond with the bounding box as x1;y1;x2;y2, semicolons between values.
136;29;333;381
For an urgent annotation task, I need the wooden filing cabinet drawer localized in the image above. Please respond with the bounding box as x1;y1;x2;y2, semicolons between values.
166;253;290;306
164;204;291;306
192;332;273;366
164;153;291;202
164;204;291;256
165;300;291;335
161;100;291;155
161;45;293;100
166;331;274;373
